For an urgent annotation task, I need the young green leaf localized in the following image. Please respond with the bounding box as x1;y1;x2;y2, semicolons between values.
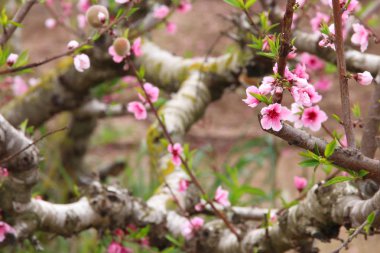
324;139;337;158
323;176;353;187
223;0;244;9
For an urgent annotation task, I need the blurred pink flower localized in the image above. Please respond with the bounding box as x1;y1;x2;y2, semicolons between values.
74;54;90;72
0;222;15;242
182;217;204;240
107;242;132;253
132;37;142;57
128;101;147;120
294;176;307;192
178;178;190;192
351;23;369;52
214;186;230;207
154;5;170;19
314;77;332;91
168;143;183;166
166;22;177;34
177;0;192;13
300;53;325;71
45;18;56;29
77;14;86;29
138;83;160;103
77;0;91;13
0;167;8;177
12;76;28;96
310;12;329;32
291;85;322;107
116;0;130;3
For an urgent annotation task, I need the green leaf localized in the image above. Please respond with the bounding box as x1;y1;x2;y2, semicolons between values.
332;113;342;123
323;176;353;187
223;0;244;9
366;211;376;225
245;0;257;9
324;139;337;158
299;159;320;168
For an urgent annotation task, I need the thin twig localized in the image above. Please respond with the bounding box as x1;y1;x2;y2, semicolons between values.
331;210;380;253
332;0;355;148
0;0;38;47
128;61;242;241
0;126;67;164
0;10;128;76
274;0;296;103
322;123;344;146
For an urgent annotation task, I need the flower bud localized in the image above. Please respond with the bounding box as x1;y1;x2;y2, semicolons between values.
113;37;131;57
67;40;79;50
6;53;18;67
85;5;109;28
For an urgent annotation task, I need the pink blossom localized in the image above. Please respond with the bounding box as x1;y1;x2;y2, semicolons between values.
73;54;90;72
294;176;307;192
214;186;230;207
0;167;8;177
107;242;132;253
259;76;276;94
122;75;138;85
0;222;15;242
300;53;325;71
168;143;183;166
314;76;332;91
301;105;328;131
28;78;40;87
327;0;359;13
351;23;369;52
177;0;192;13
61;1;73;17
291;85;322;106
166;22;177;34
178;178;190;192
310;12;329;32
132;38;142;57
242;86;261;108
12;76;29;96
154;5;170;19
182;217;204;240
319;24;335;50
6;53;18;67
355;71;373;86
45;18;56;29
116;0;130;4
77;0;91;13
108;46;125;63
262;35;275;51
138;83;160;103
260;103;291;131
128;101;147;120
77;14;86;29
67;40;79;50
98;12;106;24
293;63;309;80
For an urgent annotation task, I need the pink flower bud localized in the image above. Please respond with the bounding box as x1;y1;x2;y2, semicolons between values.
154;5;170;19
45;18;56;29
355;71;373;86
6;53;18;67
294;176;307;192
67;40;79;50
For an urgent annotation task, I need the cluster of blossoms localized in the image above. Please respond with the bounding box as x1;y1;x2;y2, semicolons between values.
312;0;371;53
243;61;328;132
